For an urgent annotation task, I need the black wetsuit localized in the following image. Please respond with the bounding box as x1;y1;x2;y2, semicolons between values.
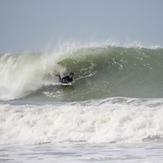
60;75;73;83
56;73;74;84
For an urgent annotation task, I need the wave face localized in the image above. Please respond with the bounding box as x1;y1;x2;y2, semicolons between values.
0;98;163;145
0;45;163;101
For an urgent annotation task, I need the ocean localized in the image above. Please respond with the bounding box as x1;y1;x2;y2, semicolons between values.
0;43;163;163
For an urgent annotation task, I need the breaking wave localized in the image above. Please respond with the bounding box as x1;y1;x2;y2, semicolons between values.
0;43;163;101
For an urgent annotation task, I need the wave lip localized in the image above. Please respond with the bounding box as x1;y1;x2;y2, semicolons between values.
0;98;163;145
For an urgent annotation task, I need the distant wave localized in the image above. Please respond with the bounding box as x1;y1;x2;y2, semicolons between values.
0;43;163;101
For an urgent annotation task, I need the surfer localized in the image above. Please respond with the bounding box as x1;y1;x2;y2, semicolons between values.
56;72;74;84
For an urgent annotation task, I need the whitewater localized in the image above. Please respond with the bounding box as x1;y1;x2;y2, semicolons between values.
0;42;163;163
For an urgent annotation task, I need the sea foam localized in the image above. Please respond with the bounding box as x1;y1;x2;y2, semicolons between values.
0;98;163;145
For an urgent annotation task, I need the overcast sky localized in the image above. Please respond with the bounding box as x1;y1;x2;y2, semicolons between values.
0;0;163;52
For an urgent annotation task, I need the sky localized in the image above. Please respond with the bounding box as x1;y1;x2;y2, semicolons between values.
0;0;163;52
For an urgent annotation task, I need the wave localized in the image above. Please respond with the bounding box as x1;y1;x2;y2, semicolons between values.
0;43;163;101
0;98;163;145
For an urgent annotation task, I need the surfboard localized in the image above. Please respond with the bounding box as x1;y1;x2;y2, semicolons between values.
59;82;72;86
44;82;72;86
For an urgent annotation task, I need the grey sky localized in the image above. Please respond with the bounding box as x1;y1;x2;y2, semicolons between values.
0;0;163;52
